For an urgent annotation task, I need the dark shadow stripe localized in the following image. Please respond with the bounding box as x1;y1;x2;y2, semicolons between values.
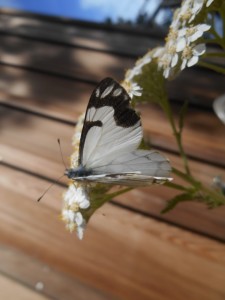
0;61;98;85
1;160;67;188
1;160;224;244
0;102;76;126
0;30;138;59
109;199;225;244
0;270;57;300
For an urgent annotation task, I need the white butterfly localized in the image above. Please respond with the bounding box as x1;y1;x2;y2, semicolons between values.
65;78;172;186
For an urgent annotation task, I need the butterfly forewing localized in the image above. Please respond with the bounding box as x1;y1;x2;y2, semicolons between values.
78;78;142;169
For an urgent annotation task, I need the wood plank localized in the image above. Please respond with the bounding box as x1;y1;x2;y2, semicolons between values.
0;13;162;57
0;273;50;300
0;34;133;82
0;246;116;300
0;108;225;240
0;166;225;300
0;34;224;106
0;68;224;167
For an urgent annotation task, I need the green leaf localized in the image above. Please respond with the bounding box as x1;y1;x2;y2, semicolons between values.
161;192;192;214
132;59;167;107
178;100;188;133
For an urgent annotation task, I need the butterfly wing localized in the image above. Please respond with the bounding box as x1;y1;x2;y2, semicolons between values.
77;77;172;185
78;78;142;169
75;150;172;186
92;150;171;177
76;173;171;186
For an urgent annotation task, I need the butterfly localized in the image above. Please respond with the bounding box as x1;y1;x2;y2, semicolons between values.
65;77;172;186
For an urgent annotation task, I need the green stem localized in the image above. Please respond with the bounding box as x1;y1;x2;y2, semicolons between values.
169;168;225;207
204;52;225;57
200;184;225;207
161;97;191;175
198;61;225;75
172;167;200;187
164;181;189;192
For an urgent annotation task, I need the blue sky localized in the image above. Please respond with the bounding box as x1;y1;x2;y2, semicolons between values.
0;0;160;23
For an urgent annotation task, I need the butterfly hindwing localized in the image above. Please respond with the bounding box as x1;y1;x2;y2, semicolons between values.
92;150;171;177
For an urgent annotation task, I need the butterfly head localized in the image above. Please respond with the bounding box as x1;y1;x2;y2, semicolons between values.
65;166;92;179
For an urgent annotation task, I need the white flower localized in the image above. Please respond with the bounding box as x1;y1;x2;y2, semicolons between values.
62;208;86;239
62;209;76;223
171;0;215;26
153;47;165;58
128;82;142;98
121;81;142;99
157;45;179;78
176;24;211;51
125;53;152;82
64;184;90;209
76;220;86;240
181;43;206;69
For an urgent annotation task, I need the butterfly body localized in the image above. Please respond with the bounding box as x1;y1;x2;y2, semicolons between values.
65;166;93;179
66;78;172;186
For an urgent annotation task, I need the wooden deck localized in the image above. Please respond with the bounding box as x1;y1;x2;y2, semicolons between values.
0;9;225;300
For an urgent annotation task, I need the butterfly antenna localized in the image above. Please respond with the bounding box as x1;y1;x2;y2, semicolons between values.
57;138;67;170
37;174;65;202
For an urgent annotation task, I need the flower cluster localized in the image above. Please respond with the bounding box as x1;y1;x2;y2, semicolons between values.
155;0;214;78
122;53;152;98
62;114;91;240
124;0;214;82
62;183;90;239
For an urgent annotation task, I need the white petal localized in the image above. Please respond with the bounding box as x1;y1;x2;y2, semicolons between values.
153;47;165;58
79;199;90;209
198;24;211;32
176;38;186;52
192;0;204;14
77;226;85;240
171;54;178;67
178;28;187;37
62;209;75;222
163;68;170;78
187;56;199;67
75;212;83;226
206;0;214;7
181;59;187;70
193;43;206;55
190;31;202;42
133;90;142;97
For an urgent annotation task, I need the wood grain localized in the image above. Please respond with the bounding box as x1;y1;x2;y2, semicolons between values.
0;69;224;167
0;273;50;300
0;108;225;240
1;166;225;300
0;246;116;300
0;13;162;57
0;35;133;82
0;33;224;106
0;9;225;300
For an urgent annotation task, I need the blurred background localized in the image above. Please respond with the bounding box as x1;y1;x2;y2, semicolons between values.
0;1;225;300
0;0;174;28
